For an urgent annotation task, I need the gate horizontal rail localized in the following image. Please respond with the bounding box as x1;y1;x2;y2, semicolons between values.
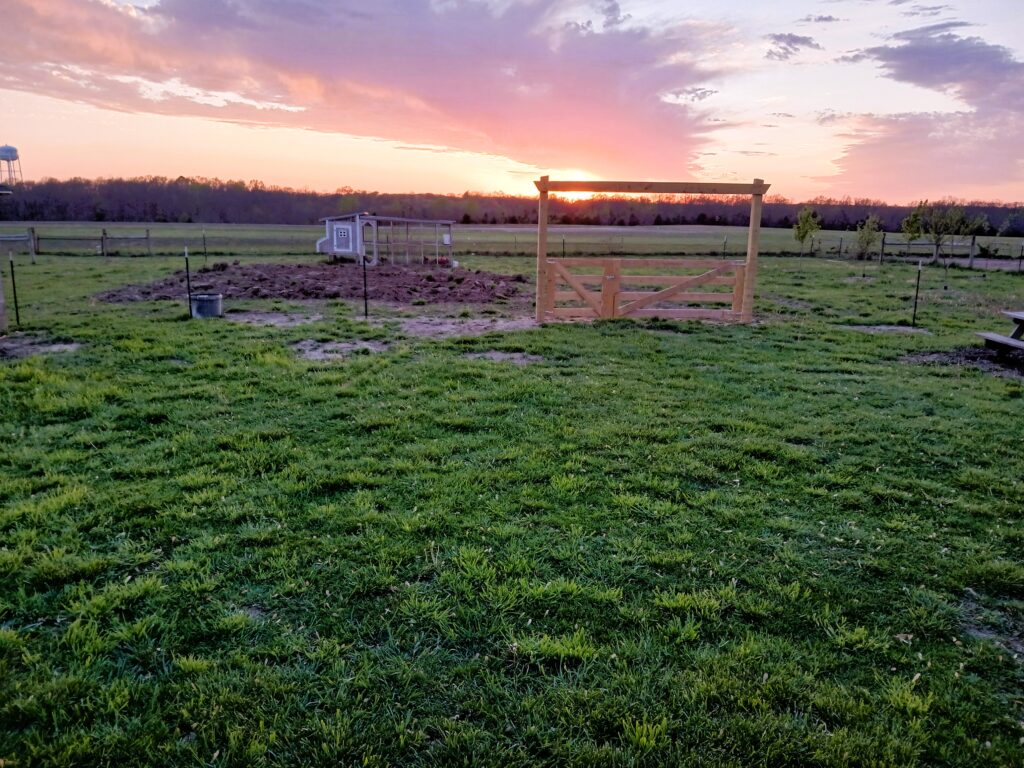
539;257;748;322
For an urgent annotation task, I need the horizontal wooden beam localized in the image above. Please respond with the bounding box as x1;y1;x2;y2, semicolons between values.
627;308;735;320
617;275;735;287
535;180;771;196
547;307;599;319
549;258;744;269
617;292;733;303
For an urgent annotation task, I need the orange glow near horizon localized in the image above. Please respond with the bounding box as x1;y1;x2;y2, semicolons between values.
7;81;1019;205
3;90;560;196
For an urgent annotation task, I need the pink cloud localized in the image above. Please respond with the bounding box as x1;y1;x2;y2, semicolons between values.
823;111;1024;203
826;20;1024;202
2;0;725;178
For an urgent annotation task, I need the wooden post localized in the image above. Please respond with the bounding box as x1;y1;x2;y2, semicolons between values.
536;176;550;322
879;232;886;263
546;265;556;318
101;229;108;258
602;259;620;318
147;228;153;257
732;264;746;317
28;227;37;259
741;180;763;323
968;234;976;268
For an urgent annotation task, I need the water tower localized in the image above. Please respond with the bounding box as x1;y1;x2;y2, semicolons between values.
0;145;23;188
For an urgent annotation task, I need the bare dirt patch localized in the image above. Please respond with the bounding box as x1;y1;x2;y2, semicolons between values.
463;351;545;365
0;333;81;360
385;316;539;339
292;339;389;361
961;591;1024;660
226;311;323;327
901;346;1024;380
841;324;930;334
765;294;813;310
99;261;526;305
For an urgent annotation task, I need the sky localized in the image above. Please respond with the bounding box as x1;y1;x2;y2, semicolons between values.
1;0;1022;203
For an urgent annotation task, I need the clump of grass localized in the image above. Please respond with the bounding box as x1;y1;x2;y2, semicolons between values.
514;629;597;664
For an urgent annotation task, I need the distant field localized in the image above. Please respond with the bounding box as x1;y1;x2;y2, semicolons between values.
2;221;1022;260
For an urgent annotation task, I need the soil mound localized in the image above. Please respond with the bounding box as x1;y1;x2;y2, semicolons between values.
99;262;526;305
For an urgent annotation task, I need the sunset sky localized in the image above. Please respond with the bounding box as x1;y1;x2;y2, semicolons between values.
3;0;1022;202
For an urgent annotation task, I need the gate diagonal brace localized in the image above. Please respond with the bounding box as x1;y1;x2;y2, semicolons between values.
618;267;726;316
550;261;603;316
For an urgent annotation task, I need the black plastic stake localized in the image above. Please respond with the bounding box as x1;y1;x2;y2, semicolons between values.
912;261;922;328
9;252;20;327
362;256;369;319
184;248;193;319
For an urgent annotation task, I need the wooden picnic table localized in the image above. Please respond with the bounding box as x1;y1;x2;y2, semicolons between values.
978;311;1024;353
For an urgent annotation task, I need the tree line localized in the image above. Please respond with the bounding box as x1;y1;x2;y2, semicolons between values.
1;176;1022;236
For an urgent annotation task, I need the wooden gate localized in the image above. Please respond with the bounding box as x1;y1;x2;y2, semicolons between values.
534;178;769;323
540;257;747;321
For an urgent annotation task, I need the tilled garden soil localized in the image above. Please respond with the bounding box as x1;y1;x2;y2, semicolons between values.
901;347;1024;380
99;262;527;304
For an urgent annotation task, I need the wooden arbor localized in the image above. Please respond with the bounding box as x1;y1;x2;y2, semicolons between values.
534;178;770;323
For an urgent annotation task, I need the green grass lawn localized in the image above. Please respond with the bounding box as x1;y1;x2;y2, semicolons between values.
3;221;1021;260
1;253;1023;766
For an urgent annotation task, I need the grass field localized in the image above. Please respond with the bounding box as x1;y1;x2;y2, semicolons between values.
2;221;1023;260
2;251;1024;766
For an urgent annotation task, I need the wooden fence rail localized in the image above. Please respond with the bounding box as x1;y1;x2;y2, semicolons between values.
35;229;153;256
538;257;748;321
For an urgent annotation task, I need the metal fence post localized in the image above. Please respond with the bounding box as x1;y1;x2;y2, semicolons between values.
0;259;6;333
